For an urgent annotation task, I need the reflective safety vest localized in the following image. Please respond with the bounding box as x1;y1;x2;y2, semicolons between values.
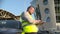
20;17;38;33
20;12;38;33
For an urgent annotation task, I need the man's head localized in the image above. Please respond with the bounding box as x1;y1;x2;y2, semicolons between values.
27;6;35;15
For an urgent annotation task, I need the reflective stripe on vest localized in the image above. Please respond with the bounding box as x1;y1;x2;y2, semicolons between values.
20;17;31;27
22;21;31;27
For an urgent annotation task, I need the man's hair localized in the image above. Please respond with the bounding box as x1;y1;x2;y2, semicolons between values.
27;6;35;11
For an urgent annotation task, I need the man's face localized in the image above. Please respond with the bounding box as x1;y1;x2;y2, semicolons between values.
29;7;35;14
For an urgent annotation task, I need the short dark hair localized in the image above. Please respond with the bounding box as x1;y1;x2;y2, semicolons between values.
27;6;35;11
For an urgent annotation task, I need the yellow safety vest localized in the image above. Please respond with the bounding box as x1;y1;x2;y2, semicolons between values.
20;12;38;33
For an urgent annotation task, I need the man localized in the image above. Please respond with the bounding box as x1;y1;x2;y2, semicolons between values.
20;6;43;34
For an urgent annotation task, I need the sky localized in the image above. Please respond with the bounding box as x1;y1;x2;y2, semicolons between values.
0;0;32;16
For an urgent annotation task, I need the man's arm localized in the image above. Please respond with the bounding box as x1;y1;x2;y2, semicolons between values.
24;12;42;24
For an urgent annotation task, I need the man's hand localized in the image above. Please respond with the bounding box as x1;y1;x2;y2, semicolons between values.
35;20;44;25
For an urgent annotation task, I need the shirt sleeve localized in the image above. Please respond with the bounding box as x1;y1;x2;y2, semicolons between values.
24;12;34;23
